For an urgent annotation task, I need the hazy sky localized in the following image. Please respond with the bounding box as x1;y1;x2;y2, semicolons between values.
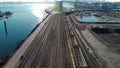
0;0;55;2
0;0;120;2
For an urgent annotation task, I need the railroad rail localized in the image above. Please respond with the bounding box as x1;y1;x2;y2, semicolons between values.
4;12;101;68
67;15;101;68
4;12;77;68
16;13;71;68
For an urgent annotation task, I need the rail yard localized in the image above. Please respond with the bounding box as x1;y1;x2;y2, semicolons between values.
1;0;120;68
4;12;100;68
69;11;120;68
3;9;120;68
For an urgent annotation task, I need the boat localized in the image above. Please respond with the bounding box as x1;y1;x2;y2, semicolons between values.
4;11;13;15
0;13;3;17
0;13;4;17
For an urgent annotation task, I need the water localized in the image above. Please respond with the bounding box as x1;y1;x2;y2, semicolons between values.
0;3;54;58
76;16;120;23
63;2;74;8
76;16;100;22
103;18;120;23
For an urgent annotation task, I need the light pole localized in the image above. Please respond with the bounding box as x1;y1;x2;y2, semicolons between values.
75;0;78;10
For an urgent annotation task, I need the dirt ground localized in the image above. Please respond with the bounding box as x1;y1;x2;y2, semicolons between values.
81;29;120;68
98;33;120;45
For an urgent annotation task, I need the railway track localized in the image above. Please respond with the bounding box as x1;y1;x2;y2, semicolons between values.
18;14;57;68
13;13;75;68
67;15;100;68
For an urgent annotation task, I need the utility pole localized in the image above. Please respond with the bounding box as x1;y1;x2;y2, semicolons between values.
75;0;78;10
58;1;63;12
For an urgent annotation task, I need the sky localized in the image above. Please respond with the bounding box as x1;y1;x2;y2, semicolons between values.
0;0;120;2
0;0;55;2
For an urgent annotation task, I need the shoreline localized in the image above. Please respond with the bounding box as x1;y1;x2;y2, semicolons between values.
0;9;51;67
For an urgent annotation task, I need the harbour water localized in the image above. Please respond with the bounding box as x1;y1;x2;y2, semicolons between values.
76;16;100;22
76;15;120;23
0;3;54;58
